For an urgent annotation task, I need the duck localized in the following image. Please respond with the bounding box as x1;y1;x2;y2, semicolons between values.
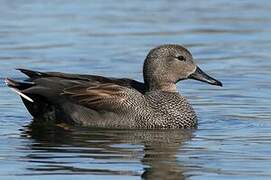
5;44;222;129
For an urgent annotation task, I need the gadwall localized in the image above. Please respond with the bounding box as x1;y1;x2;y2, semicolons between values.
6;44;222;129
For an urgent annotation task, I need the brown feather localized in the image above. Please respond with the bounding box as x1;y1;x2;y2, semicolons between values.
62;83;129;111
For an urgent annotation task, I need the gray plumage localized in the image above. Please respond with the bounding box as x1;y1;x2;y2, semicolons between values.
5;44;222;129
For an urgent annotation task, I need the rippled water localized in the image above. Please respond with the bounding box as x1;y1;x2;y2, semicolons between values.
1;0;271;179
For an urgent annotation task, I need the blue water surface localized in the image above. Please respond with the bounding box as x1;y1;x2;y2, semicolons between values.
0;0;271;179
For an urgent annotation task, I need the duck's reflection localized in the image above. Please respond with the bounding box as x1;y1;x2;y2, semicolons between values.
21;121;194;179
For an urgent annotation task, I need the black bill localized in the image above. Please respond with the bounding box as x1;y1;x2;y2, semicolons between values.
189;66;222;87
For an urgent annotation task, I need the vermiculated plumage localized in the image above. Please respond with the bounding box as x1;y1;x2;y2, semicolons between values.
6;44;222;129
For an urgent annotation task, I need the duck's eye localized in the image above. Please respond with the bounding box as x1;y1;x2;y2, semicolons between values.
177;55;186;61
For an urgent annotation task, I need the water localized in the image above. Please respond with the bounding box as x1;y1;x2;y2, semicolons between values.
1;0;271;179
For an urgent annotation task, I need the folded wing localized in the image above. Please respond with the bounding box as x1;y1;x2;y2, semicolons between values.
63;82;143;111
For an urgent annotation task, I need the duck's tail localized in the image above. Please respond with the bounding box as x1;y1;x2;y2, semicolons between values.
5;78;34;102
5;77;58;121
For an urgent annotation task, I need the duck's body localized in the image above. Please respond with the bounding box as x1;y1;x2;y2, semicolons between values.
6;44;222;129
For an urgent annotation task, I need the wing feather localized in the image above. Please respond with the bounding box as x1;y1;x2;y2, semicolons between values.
62;82;140;111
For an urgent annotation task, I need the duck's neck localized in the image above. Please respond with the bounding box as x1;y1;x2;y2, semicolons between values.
145;81;177;93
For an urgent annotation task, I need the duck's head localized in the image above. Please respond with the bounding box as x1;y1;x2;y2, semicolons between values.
143;44;222;92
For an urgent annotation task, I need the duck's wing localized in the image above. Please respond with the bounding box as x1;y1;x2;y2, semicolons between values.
6;69;146;122
62;82;144;111
17;68;146;93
